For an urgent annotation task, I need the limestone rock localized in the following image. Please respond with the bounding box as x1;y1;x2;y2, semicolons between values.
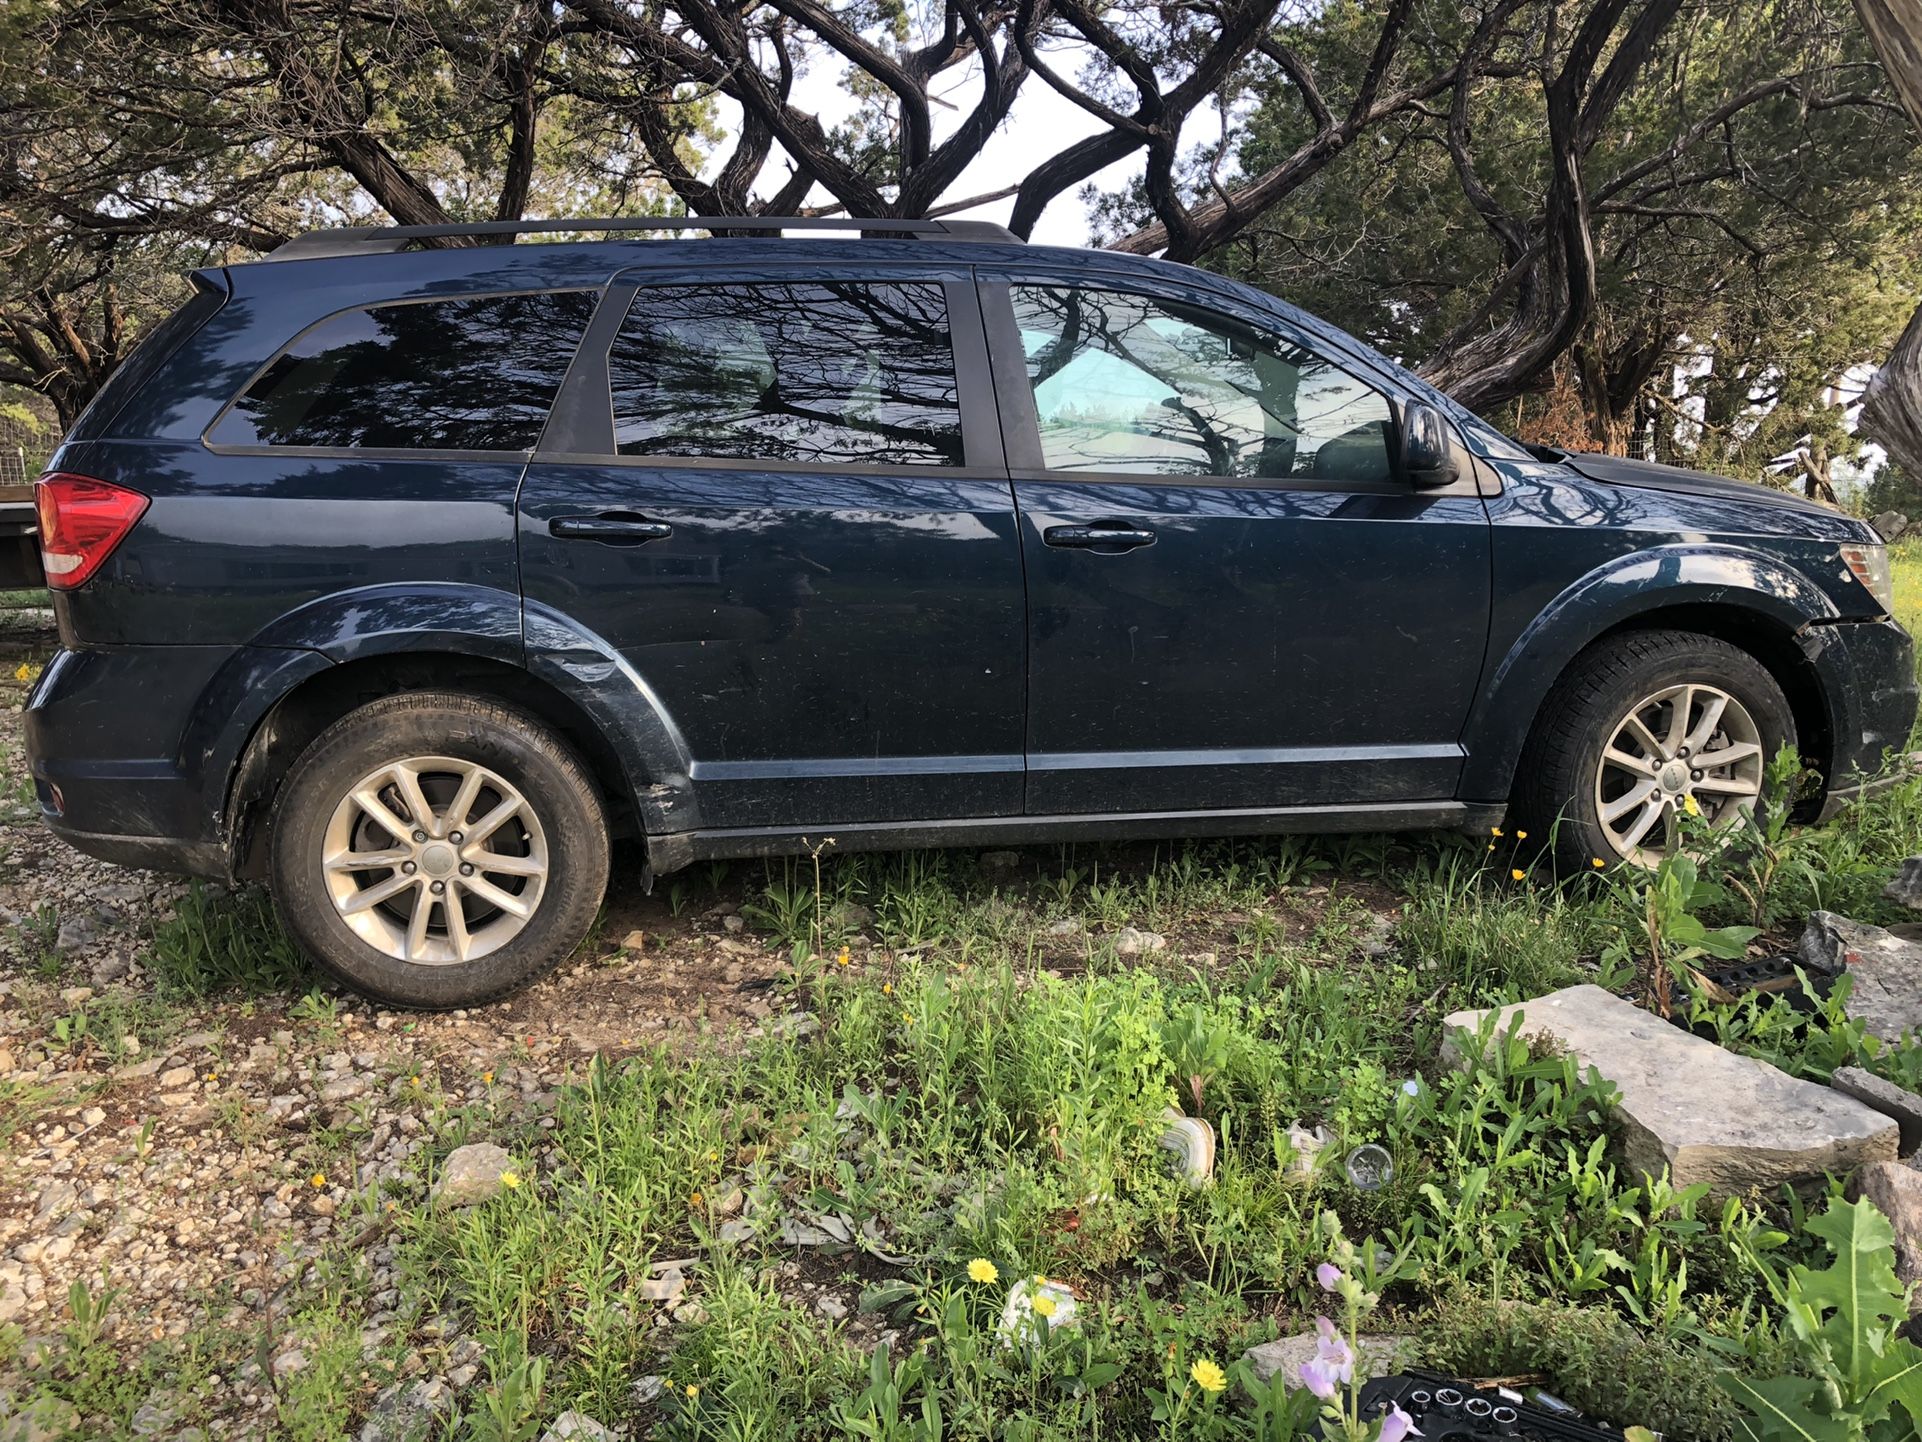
1846;1161;1922;1292
1801;913;1922;1042
1443;984;1897;1195
540;1414;621;1442
358;1380;454;1442
433;1143;515;1207
1885;858;1922;911
1114;927;1166;956
1874;510;1911;542
1832;1067;1922;1156
1242;1331;1414;1387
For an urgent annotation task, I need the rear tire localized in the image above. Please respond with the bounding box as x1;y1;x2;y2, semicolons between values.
269;692;609;1008
1514;629;1794;873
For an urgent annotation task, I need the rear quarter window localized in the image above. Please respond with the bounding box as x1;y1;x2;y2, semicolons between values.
64;280;228;444
209;291;596;452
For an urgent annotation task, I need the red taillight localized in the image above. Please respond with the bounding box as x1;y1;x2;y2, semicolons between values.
34;473;149;590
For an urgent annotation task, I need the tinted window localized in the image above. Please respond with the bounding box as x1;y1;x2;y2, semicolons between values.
211;291;595;451
609;281;963;466
1011;286;1395;482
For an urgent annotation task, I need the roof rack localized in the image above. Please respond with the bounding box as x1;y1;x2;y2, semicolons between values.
263;214;1021;263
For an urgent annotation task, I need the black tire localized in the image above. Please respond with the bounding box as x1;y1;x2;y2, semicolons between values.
1514;629;1795;874
269;692;609;1008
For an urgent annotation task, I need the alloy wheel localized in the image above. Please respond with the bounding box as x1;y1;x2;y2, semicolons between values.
1593;682;1764;866
320;755;549;964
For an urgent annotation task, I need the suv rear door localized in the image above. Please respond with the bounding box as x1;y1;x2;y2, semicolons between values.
979;274;1493;815
517;263;1025;833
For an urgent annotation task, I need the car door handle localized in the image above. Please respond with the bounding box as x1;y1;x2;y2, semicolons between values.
1042;525;1157;551
549;514;673;544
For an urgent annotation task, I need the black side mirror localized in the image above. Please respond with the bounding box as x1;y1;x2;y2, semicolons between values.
1399;400;1460;489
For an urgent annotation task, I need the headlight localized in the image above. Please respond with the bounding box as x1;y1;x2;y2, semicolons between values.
1840;543;1894;614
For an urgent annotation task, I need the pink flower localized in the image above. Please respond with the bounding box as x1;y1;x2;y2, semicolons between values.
1315;1262;1343;1291
1298;1356;1340;1400
1379;1403;1423;1442
1315;1327;1354;1383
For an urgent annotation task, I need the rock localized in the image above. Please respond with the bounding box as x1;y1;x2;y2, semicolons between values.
432;1143;515;1207
980;850;1021;869
634;1273;686;1305
54;917;100;953
1242;1331;1414;1388
1832;1068;1922;1157
996;1277;1078;1344
33;1180;77;1220
540;1415;620;1442
157;1066;194;1089
1044;918;1082;939
1113;927;1166;956
1847;1162;1922;1292
619;930;647;951
56;986;93;1007
1886;859;1922;911
320;1076;369;1103
816;1294;848;1320
1157;1108;1215;1188
1443;984;1898;1196
1801;913;1922;1042
632;1376;666;1404
357;1380;454;1442
271;1349;308;1379
722;914;745;934
1873;510;1910;542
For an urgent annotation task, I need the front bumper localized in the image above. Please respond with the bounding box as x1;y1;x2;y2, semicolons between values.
1801;616;1919;816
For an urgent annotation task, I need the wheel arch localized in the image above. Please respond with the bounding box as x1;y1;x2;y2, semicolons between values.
1461;549;1840;802
226;651;640;881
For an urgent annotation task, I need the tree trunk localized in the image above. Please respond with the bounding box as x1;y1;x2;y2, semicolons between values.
1852;0;1922;476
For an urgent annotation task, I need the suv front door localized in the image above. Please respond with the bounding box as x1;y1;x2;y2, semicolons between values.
982;278;1492;816
518;266;1025;832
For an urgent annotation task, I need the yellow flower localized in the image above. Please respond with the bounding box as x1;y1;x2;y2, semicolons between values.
309;1172;326;1188
204;1071;218;1082
689;1190;704;1207
1031;1293;1057;1319
481;1070;494;1084
499;1170;522;1189
1515;830;1528;840
685;1383;701;1399
1190;1358;1228;1393
1510;869;1526;882
835;947;851;967
1487;843;1496;852
901;1010;914;1025
1592;857;1606;868
410;1075;421;1087
1490;826;1503;837
13;662;30;683
882;982;893;995
1683;793;1701;816
967;1258;999;1284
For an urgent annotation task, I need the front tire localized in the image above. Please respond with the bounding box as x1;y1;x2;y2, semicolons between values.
1515;630;1794;872
269;693;609;1008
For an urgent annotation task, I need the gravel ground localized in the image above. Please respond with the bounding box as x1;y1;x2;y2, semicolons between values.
0;641;810;1437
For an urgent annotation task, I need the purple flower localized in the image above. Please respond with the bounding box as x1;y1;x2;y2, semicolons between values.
1314;1315;1338;1342
1378;1403;1423;1442
1315;1262;1343;1291
1298;1356;1340;1401
1315;1328;1355;1383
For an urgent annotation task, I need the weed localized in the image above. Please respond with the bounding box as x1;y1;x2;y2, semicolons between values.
145;884;306;996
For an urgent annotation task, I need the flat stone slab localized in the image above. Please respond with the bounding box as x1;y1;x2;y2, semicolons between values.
1832;1067;1922;1157
1443;985;1897;1196
1242;1331;1414;1388
1801;913;1922;1043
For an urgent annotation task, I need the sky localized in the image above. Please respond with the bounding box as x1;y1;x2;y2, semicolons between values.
710;36;1146;246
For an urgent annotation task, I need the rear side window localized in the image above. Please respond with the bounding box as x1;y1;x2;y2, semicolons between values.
608;281;963;467
66;280;227;443
210;291;596;451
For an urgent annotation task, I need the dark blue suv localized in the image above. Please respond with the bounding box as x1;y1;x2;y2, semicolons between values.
24;217;1917;1007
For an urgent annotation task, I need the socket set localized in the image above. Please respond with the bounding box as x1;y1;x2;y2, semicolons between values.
1357;1370;1635;1441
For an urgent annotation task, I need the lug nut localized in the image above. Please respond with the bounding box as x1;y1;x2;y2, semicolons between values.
430;880;446;895
401;861;417;875
450;831;464;844
460;863;474;876
1691;770;1704;782
1678;746;1689;758
412;830;427;843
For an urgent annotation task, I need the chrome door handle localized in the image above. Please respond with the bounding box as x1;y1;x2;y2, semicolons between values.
549;515;673;544
1043;525;1156;551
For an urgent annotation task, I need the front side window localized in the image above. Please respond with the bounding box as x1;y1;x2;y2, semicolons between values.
1011;286;1395;483
211;291;596;451
609;281;963;467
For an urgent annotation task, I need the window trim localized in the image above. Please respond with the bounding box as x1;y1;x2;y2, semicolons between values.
200;285;603;458
979;278;1438;495
537;268;1002;473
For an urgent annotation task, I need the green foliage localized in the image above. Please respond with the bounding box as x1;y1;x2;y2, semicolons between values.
1718;1199;1922;1441
144;883;307;996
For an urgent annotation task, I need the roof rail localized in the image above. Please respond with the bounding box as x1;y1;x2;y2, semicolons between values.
263;214;1021;263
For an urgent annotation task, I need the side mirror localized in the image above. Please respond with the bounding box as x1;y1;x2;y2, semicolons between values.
1399;400;1460;490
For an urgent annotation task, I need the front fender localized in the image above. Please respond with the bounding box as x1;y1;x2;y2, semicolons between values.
1459;545;1838;800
